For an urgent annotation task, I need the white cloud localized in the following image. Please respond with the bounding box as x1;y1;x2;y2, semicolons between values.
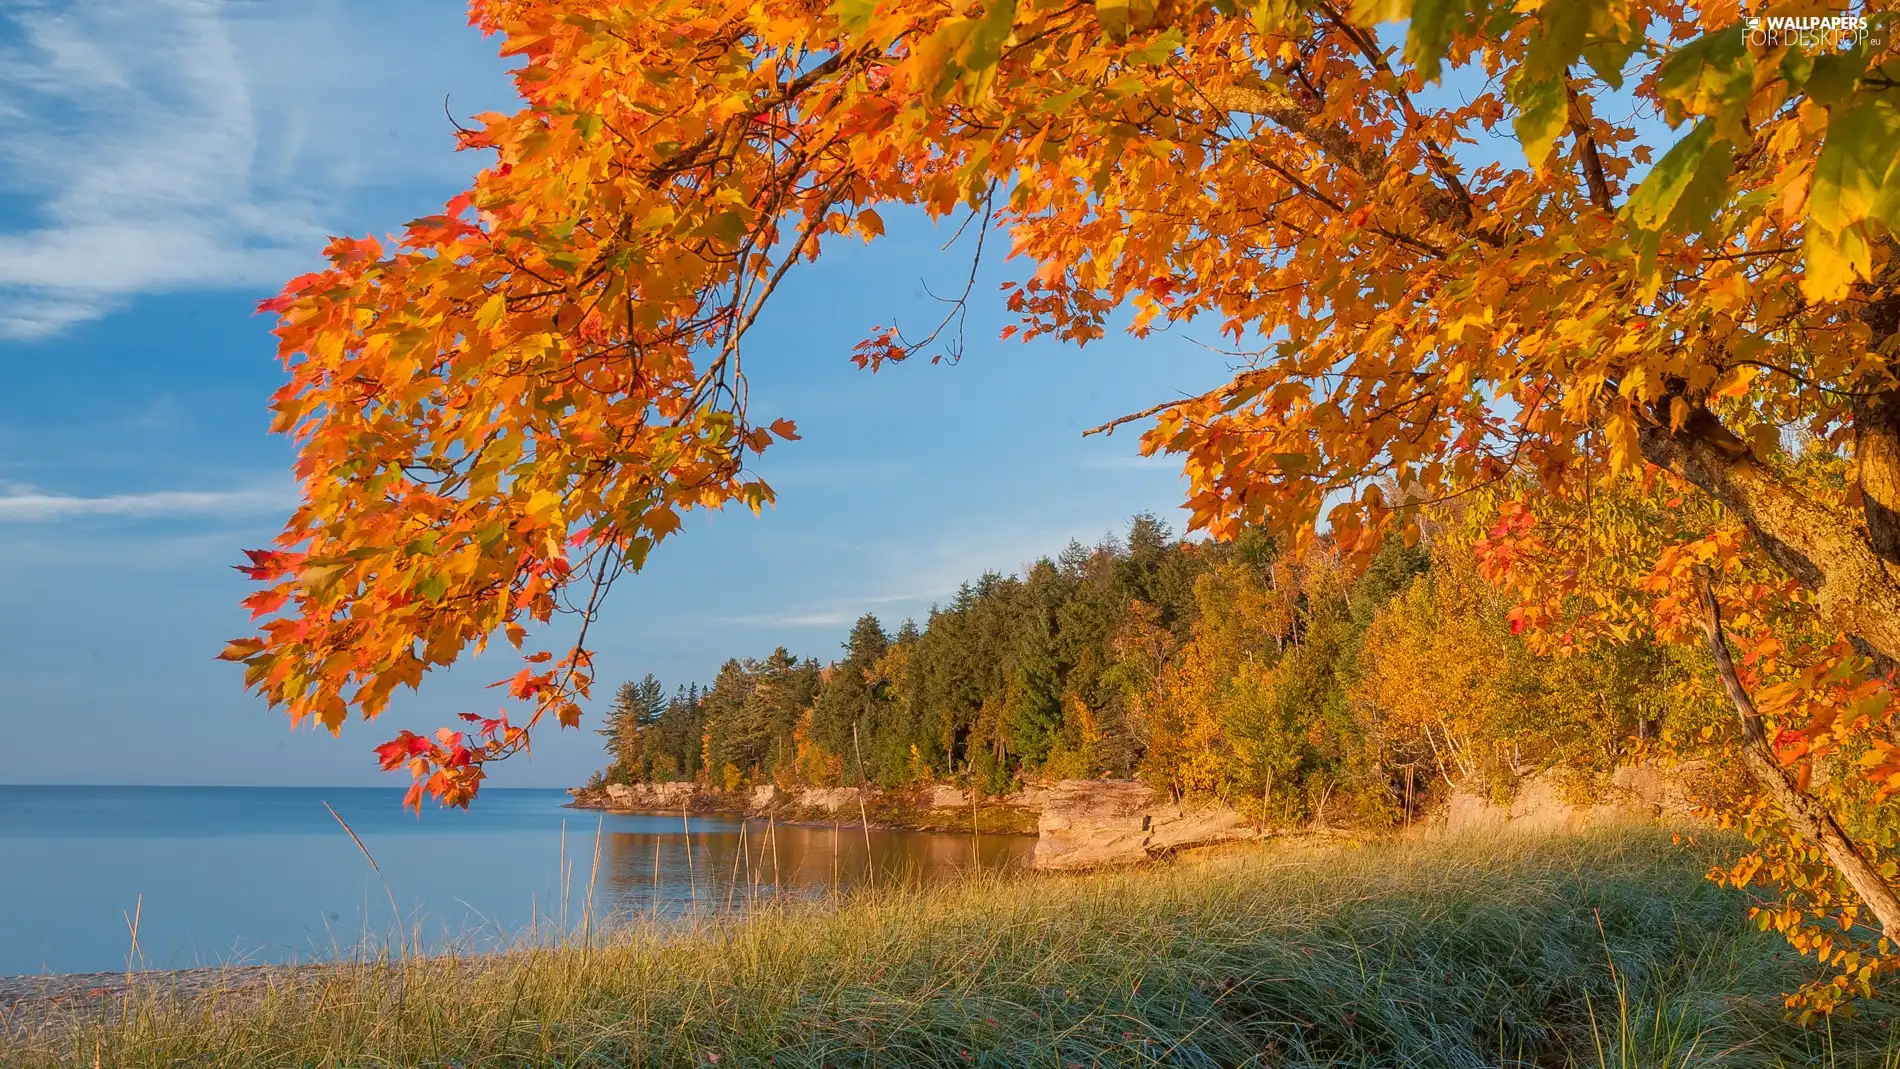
0;485;293;522
0;0;513;339
718;592;928;629
711;518;1134;629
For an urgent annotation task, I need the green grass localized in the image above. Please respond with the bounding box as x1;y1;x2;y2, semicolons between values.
5;830;1895;1067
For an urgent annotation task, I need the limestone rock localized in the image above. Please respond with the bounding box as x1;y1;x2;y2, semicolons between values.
1033;779;1260;870
928;785;970;809
1442;765;1703;835
592;780;700;810
795;786;862;813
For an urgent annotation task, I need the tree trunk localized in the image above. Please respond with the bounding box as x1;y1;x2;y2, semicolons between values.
1854;389;1900;570
1695;568;1900;939
1637;402;1900;667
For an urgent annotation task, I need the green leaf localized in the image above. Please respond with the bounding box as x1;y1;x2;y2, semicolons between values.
1805;49;1870;108
1405;0;1466;80
1037;85;1092;115
1522;0;1594;83
1582;36;1638;90
1096;0;1157;38
1511;75;1568;170
1779;48;1815;92
960;0;1018;71
300;561;349;591
1624;119;1720;231
1810;98;1900;233
416;574;448;602
1654;26;1752;130
829;0;878;35
1349;0;1410;26
1245;0;1310;34
575;113;601;141
1664;132;1734;235
700;210;749;247
1127;26;1185;66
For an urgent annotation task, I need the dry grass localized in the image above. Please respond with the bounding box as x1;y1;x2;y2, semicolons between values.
4;829;1895;1067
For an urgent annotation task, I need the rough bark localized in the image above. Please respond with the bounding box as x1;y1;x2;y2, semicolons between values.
1855;388;1900;571
1637;402;1900;666
1695;568;1900;940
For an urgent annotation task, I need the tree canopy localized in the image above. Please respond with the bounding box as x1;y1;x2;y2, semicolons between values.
224;0;1900;1011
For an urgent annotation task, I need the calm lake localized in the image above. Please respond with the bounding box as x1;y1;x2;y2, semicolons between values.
0;785;1034;977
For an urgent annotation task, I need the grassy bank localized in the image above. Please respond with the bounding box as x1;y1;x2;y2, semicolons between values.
5;831;1894;1068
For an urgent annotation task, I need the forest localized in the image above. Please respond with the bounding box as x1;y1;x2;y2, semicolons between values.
589;501;1729;827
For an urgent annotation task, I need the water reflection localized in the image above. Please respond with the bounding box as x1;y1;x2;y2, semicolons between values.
0;788;1035;974
594;816;1034;921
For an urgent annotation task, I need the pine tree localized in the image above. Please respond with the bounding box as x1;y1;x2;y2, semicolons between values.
811;614;890;782
598;673;666;783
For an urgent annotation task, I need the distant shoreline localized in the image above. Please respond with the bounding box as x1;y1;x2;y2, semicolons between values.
564;781;1044;836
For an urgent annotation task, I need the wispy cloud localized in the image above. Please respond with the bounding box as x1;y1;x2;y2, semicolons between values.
719;592;928;629
711;518;1139;629
0;486;293;523
0;1;308;336
0;0;512;339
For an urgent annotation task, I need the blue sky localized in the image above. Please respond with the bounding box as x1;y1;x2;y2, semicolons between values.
0;0;1231;788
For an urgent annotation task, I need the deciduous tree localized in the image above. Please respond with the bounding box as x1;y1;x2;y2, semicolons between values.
229;0;1900;1000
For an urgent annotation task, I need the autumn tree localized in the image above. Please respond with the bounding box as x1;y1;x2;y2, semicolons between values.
229;0;1900;1000
1474;472;1900;1013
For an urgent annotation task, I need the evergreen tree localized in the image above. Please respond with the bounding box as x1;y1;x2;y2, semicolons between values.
811;614;891;782
598;673;666;782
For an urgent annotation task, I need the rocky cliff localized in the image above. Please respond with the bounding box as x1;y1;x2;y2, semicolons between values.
566;780;1041;835
572;764;1707;871
1032;779;1264;870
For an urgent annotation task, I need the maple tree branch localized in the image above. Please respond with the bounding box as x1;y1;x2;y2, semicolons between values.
1193;81;1389;183
1694;566;1900;939
1566;77;1614;213
1315;2;1475;225
681;180;850;420
1083;386;1226;438
1727;358;1883;397
1244;148;1447;259
643;50;860;187
885;190;996;365
1634;394;1900;666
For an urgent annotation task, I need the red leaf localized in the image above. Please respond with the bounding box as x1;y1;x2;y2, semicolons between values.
243;588;290;620
375;732;432;771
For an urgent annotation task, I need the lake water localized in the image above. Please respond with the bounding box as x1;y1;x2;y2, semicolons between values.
0;786;1035;976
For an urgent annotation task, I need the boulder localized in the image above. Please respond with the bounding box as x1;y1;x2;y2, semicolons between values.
1443;764;1704;835
795;786;862;813
647;781;699;808
750;784;780;811
593;780;701;810
1033;779;1260;870
928;785;970;809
